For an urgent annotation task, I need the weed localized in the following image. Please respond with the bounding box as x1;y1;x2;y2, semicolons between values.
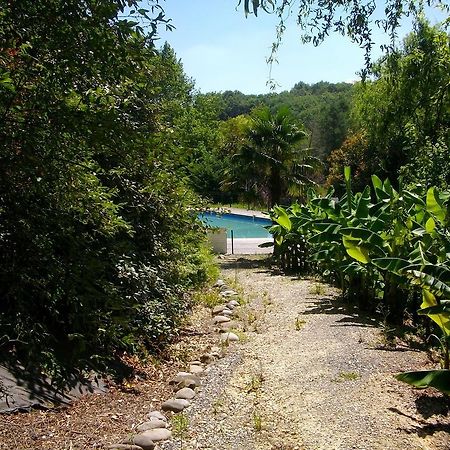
262;290;272;306
246;372;264;393
334;371;360;382
231;329;248;342
253;411;263;431
191;288;222;308
295;316;306;330
212;397;224;414
247;311;257;324
171;412;189;437
310;283;325;295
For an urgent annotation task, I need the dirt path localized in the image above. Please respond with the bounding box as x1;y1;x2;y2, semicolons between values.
165;256;450;450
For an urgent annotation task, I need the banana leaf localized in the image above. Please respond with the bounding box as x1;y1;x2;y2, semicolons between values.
395;370;450;395
340;227;385;248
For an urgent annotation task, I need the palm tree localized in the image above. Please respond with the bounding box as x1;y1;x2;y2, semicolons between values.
236;106;318;207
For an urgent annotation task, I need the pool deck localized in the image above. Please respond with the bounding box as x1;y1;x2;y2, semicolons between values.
228;237;273;255
212;206;269;219
209;207;273;255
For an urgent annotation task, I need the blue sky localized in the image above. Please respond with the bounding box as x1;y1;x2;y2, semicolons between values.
155;1;446;95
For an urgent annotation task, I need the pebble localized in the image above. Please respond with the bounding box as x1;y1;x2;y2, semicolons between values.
175;387;196;400
147;411;166;422
220;332;240;342
220;308;234;316
219;284;230;292
108;445;144;450
136;420;167;432
140;428;172;442
212;305;227;314
227;300;240;308
169;373;201;389
161;398;189;412
213;315;231;324
221;290;238;297
214;279;225;287
189;364;204;375
122;435;155;450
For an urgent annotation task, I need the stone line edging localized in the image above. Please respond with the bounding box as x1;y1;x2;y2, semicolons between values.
107;279;241;450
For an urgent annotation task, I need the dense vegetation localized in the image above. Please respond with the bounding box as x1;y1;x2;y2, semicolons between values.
0;0;448;395
0;1;216;381
268;169;450;394
181;82;353;206
262;19;450;395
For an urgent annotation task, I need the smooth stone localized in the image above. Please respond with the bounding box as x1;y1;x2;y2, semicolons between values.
175;371;191;377
227;300;240;308
169;373;201;389
161;398;189;412
108;445;144;450
136;420;167;432
189;364;204;375
212;305;226;315
190;360;202;365
221;290;238;297
219;284;230;292
175;387;196;400
122;435;155;450
213;315;231;324
147;411;166;421
221;308;234;316
214;279;225;287
140;428;172;442
220;332;240;342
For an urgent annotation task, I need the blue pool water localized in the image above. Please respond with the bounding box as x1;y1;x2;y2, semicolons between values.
199;212;272;238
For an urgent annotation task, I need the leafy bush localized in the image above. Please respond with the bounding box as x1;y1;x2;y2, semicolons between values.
0;0;215;381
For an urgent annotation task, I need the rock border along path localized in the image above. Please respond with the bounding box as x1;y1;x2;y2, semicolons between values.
108;279;243;450
108;256;449;450
160;256;449;450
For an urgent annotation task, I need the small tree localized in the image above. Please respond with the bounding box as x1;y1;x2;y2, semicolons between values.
236;106;317;207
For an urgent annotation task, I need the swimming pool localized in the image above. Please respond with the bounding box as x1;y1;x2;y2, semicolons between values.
198;211;272;238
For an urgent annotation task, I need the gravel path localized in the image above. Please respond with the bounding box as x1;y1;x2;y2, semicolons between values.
164;256;450;450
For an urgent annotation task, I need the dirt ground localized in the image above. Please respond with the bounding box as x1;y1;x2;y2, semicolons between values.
1;255;449;450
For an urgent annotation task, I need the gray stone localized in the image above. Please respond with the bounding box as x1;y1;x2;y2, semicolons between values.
169;373;201;389
212;305;227;315
220;332;240;342
219;284;230;292
221;290;238;297
136;420;167;432
122;435;155;450
161;398;189;412
214;279;225;287
220;308;234;316
227;300;240;308
175;387;196;400
213;315;231;324
140;428;172;442
189;364;204;375
147;410;166;422
108;445;144;450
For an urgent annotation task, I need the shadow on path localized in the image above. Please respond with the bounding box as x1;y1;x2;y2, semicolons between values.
302;296;379;328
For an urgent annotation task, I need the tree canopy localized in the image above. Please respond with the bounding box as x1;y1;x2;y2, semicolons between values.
239;0;449;76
